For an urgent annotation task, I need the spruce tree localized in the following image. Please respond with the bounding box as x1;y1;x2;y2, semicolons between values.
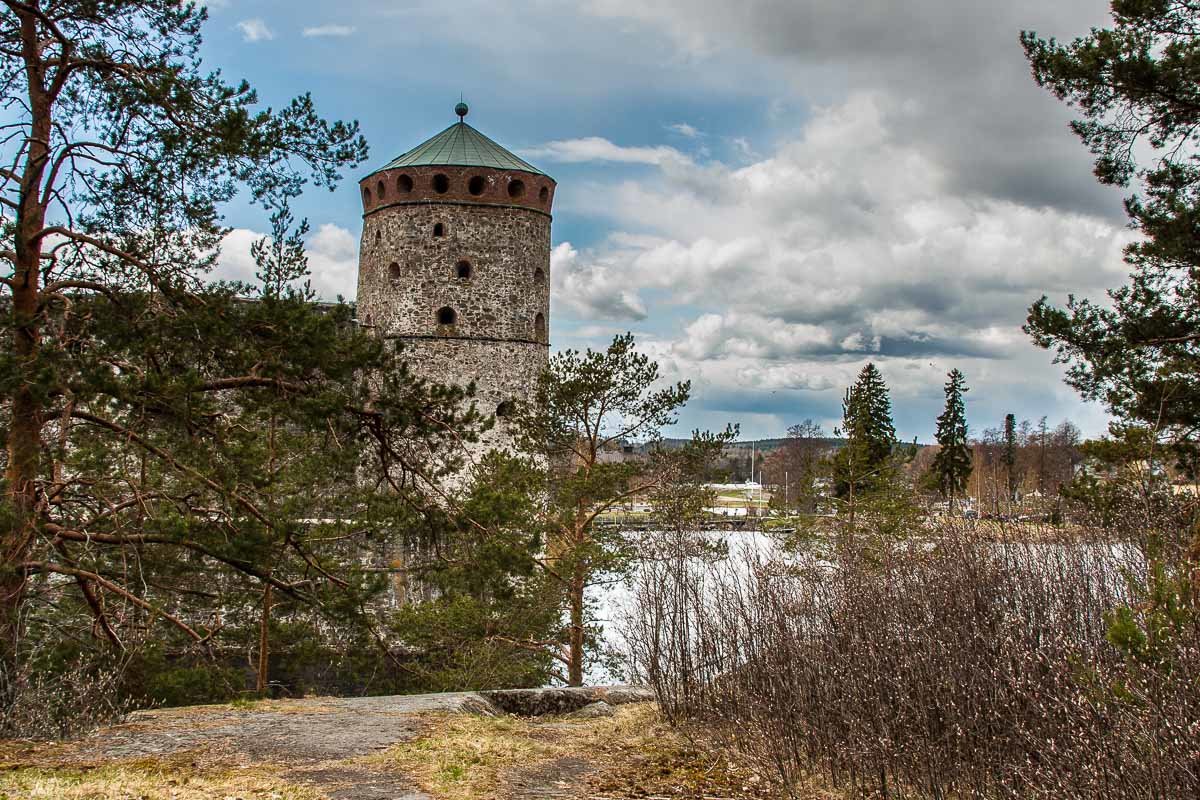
931;370;972;511
834;363;898;506
1003;413;1019;506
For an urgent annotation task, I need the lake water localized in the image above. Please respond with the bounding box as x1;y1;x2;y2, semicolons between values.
586;529;1143;684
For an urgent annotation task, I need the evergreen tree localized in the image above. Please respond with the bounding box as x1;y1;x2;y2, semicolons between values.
1022;4;1200;470
1003;413;1019;504
0;1;479;690
516;333;734;685
842;363;897;465
833;363;898;509
931;370;972;511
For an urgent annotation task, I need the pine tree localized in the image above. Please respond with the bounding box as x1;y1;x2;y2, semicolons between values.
0;2;482;683
515;333;735;685
931;370;972;511
1022;5;1200;469
843;363;897;465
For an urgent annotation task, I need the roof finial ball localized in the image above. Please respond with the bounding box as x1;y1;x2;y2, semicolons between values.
455;101;469;121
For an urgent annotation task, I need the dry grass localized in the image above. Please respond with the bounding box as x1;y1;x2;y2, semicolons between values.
376;702;788;800
0;761;321;800
0;701;805;799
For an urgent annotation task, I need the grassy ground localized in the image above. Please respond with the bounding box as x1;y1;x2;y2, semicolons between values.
376;702;779;799
0;757;320;800
0;701;787;799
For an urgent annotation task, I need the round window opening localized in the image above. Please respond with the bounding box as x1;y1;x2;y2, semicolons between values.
387;262;401;280
398;174;414;193
539;186;549;201
456;261;472;280
362;186;372;204
437;306;457;326
468;175;486;196
508;179;526;199
376;180;385;198
432;174;450;194
496;401;515;418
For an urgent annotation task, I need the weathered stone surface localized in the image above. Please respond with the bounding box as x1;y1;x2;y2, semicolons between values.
356;162;552;457
50;688;655;800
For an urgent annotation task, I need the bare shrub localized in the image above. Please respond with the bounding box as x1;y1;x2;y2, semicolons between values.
624;516;1200;798
0;651;132;740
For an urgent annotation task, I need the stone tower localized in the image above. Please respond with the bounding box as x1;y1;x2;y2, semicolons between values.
356;103;554;459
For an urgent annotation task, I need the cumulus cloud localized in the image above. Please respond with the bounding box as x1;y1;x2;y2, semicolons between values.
523;137;690;167
214;224;358;302
305;223;360;300
551;242;647;320
236;18;274;42
303;24;356;37
549;90;1132;438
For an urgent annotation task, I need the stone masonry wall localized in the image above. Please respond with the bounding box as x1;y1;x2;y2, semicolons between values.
395;337;545;451
356;164;552;457
357;202;550;342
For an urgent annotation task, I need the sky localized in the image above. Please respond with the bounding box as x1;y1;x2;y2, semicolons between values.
204;0;1133;443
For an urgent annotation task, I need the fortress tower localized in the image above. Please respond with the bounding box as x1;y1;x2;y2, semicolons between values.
356;103;554;457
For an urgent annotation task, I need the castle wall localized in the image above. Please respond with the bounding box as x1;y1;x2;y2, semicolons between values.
357;203;550;344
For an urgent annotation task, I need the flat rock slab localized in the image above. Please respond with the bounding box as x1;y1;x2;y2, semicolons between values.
94;691;497;762
65;687;655;799
82;691;503;800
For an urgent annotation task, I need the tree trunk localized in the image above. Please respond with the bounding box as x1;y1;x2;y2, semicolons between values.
256;583;272;695
567;566;585;686
2;8;52;656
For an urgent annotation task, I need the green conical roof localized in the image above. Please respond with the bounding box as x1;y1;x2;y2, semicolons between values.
369;120;549;178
